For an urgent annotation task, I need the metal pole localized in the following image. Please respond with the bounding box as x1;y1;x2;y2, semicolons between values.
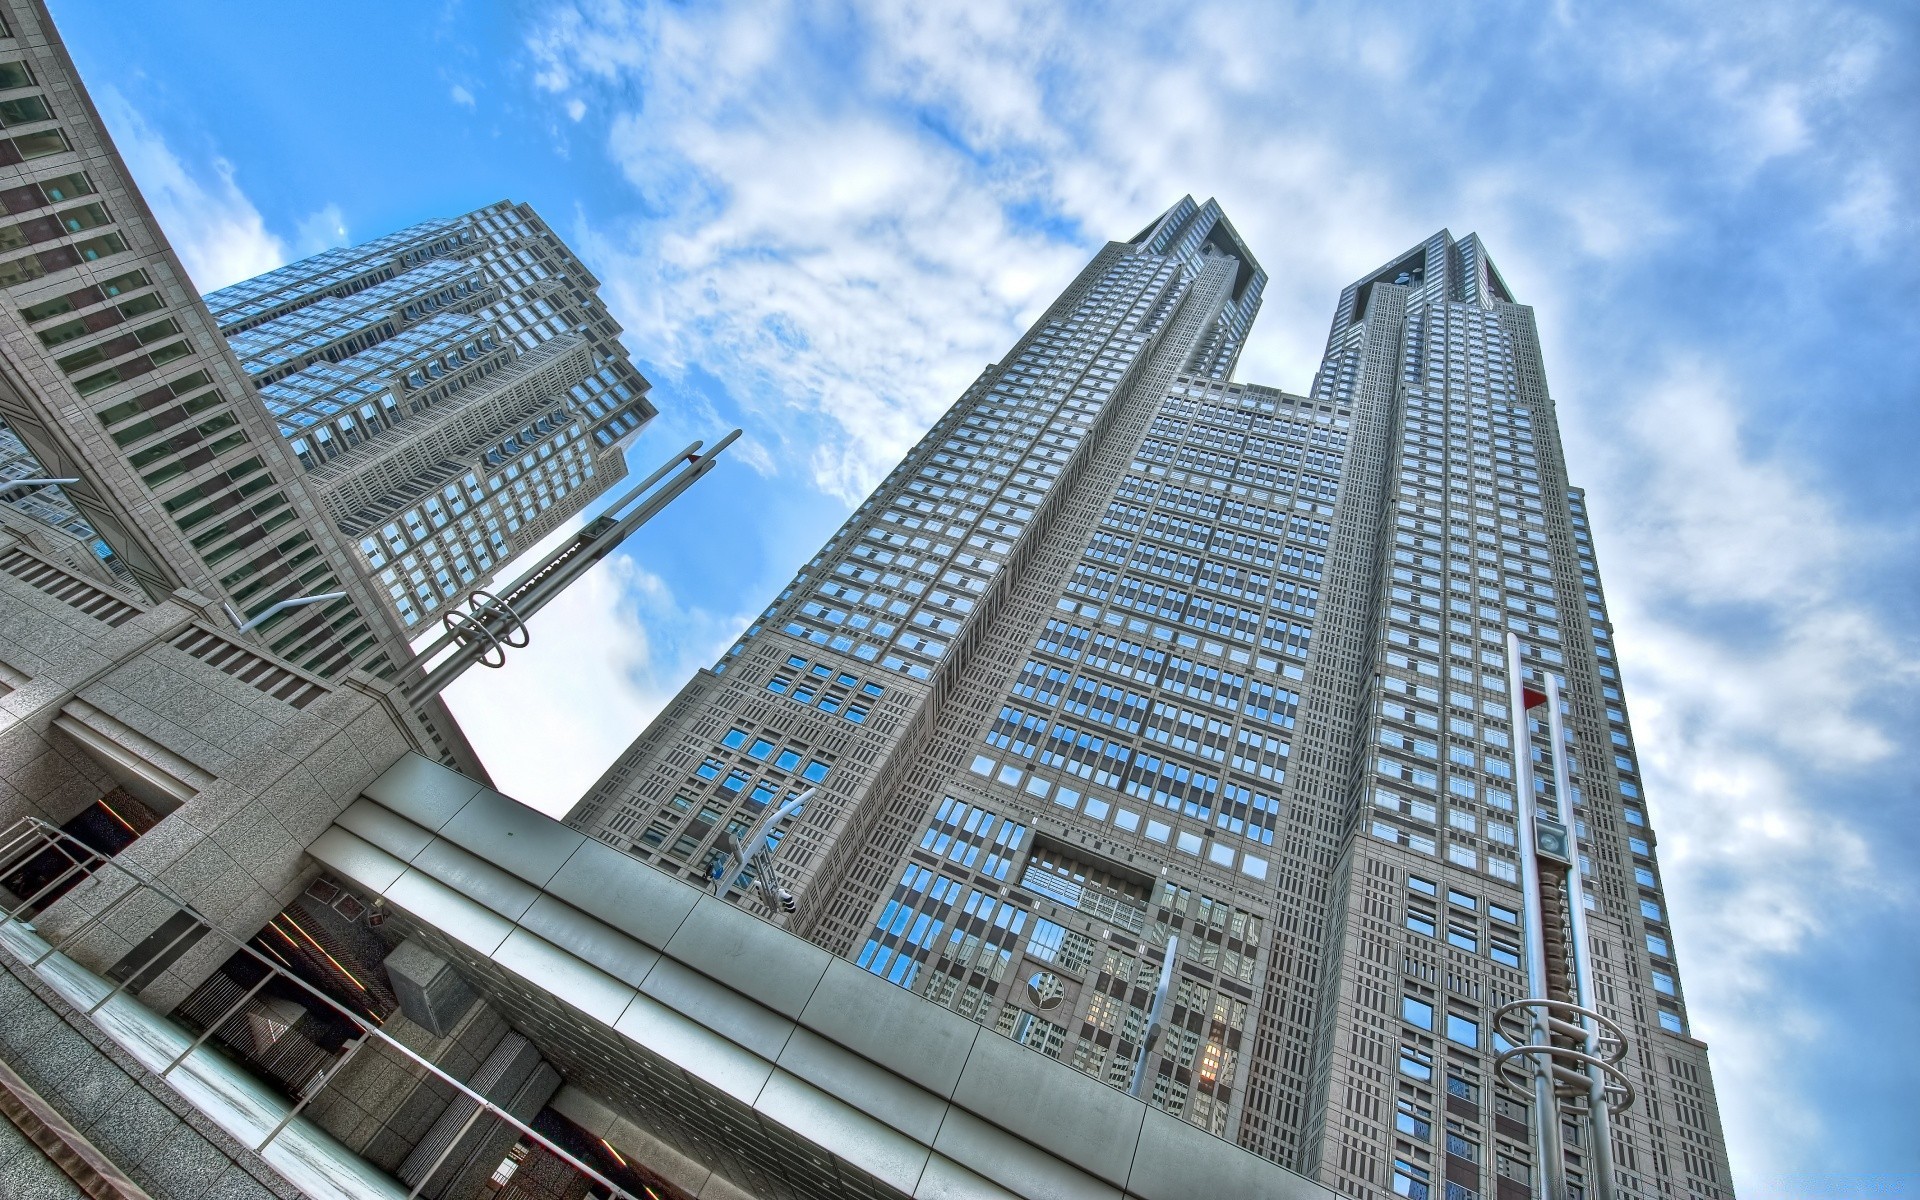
221;591;348;634
403;430;740;705
256;1033;372;1151
1505;632;1568;1200
1545;672;1620;1200
404;439;703;667
162;971;274;1077
1129;933;1179;1098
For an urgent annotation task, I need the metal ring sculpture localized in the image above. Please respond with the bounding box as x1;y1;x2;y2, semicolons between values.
440;590;530;669
1491;998;1636;1113
466;590;530;648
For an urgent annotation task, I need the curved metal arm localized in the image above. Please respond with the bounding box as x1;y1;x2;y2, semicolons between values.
222;591;349;634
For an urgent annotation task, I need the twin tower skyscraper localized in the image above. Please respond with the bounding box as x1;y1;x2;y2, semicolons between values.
0;3;1730;1189
565;198;1735;1199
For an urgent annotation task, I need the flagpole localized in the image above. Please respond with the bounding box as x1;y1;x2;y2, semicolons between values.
1545;670;1620;1200
1506;632;1569;1200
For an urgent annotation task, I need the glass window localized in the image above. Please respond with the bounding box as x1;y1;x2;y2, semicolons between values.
748;738;775;760
1395;1098;1432;1140
722;728;749;748
1446;922;1477;953
1446;1014;1480;1048
1402;996;1434;1030
1409;875;1437;895
1392;1160;1430;1200
775;749;802;772
803;760;831;783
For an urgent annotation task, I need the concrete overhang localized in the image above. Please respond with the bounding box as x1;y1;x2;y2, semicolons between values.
310;753;1337;1200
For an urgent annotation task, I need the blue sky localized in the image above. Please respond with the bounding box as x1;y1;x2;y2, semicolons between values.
50;0;1919;1191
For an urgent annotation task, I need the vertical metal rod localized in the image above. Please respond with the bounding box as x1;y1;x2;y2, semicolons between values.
1129;933;1180;1098
1545;672;1619;1200
162;972;275;1078
87;917;202;1014
4;854;92;923
1506;632;1568;1200
405;1099;487;1200
256;1032;372;1152
31;874;146;969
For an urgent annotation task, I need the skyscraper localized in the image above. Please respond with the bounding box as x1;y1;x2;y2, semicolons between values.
569;202;1733;1198
0;0;407;680
0;0;654;778
202;204;654;632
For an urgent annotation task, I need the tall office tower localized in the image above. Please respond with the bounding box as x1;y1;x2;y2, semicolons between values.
202;204;654;630
570;206;1732;1198
0;0;653;780
0;0;421;681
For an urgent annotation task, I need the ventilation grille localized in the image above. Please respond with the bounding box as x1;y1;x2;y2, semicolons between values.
0;547;142;626
169;624;329;709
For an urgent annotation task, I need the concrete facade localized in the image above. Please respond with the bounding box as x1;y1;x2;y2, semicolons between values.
565;213;1735;1199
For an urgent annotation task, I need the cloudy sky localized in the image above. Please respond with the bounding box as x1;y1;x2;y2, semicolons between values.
51;0;1918;1191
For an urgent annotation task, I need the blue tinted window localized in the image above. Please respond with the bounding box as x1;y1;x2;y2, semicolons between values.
1402;996;1433;1030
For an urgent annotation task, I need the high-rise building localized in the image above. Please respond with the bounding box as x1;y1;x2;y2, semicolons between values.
0;0;652;778
568;204;1733;1198
0;0;424;682
202;204;654;631
0;416;131;587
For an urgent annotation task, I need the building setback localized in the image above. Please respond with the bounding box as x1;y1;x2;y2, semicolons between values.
202;204;654;632
0;0;651;728
568;203;1733;1199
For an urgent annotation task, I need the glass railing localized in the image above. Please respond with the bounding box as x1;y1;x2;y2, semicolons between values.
0;817;641;1200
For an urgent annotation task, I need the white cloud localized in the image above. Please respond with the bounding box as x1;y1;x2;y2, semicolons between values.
292;203;350;256
450;83;477;108
95;87;285;290
1824;163;1900;256
433;515;752;814
1569;361;1918;1180
502;2;1917;1182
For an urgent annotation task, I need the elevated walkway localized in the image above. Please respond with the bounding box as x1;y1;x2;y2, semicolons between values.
308;753;1339;1200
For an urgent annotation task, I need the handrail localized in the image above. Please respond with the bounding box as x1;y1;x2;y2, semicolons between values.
0;816;639;1200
